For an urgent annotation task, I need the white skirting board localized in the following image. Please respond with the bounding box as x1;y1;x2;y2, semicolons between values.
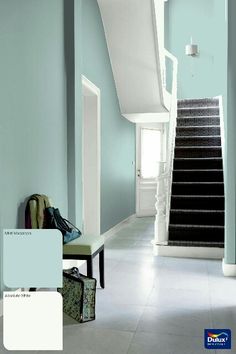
154;245;224;259
222;259;236;276
102;214;136;240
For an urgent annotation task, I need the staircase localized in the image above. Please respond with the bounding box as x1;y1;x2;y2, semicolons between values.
168;98;224;248
97;0;174;124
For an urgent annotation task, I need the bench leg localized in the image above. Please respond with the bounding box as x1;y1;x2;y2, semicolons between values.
99;249;105;288
87;256;93;278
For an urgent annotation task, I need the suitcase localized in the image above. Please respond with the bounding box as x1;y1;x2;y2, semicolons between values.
58;267;96;323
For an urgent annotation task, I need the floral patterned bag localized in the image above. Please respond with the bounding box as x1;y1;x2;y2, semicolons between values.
58;267;96;323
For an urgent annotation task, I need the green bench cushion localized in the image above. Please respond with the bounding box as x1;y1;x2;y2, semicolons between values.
63;234;104;256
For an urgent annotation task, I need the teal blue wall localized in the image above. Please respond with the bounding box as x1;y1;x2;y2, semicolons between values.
225;0;236;264
0;0;136;295
0;0;68;295
80;0;136;233
165;0;227;100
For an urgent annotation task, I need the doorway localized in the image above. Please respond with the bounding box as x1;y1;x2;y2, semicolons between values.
82;76;101;235
136;123;164;217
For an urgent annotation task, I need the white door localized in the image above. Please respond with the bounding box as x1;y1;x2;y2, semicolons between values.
136;123;164;217
82;76;101;236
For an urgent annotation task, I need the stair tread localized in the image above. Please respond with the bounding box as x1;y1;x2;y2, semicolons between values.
174;157;222;160
178;98;218;101
170;209;224;213
178;115;220;119
172;181;224;184
168;240;224;248
169;224;224;229
176;146;221;148
176;135;221;138
173;169;223;172
172;195;224;197
178;105;219;111
177;125;220;128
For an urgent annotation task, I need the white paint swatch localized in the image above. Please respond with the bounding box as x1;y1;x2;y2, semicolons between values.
3;291;63;351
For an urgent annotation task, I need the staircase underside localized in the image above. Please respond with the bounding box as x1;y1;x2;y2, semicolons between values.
123;112;169;123
163;97;225;257
98;0;169;117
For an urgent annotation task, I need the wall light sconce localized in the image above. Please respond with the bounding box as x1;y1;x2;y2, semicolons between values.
185;37;199;56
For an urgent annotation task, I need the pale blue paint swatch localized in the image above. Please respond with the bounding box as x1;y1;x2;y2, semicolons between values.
3;229;62;288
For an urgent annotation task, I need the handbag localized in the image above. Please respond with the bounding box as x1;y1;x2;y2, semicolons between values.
58;267;96;323
45;207;81;244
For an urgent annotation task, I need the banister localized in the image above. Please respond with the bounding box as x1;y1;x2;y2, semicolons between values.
154;47;178;246
165;54;178;235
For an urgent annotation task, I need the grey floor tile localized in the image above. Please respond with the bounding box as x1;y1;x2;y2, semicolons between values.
135;240;153;247
114;229;144;239
136;306;212;337
127;331;215;354
95;273;153;306
163;257;209;274
210;305;236;332
121;252;166;268
206;259;223;276
146;287;211;310
106;238;137;248
82;302;145;332
104;247;130;261
111;259;159;277
153;268;209;292
209;277;236;299
40;327;134;354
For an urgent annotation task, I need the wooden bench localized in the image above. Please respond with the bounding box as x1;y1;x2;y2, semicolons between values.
63;234;105;288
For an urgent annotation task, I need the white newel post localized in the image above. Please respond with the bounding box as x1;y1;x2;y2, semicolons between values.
154;162;169;245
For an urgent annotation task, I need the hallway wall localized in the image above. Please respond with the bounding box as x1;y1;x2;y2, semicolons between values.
0;0;68;295
0;0;136;295
80;0;136;233
165;0;227;100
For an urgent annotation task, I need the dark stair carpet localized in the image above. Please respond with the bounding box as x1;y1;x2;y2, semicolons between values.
175;146;222;158
178;117;220;126
168;98;225;247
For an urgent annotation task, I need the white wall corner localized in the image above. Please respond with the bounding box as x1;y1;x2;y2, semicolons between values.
0;297;3;317
222;259;236;277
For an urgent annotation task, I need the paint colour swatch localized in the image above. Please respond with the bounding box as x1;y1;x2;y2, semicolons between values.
3;291;63;350
3;229;62;288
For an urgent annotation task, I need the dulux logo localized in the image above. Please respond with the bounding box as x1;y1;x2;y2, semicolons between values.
204;329;231;349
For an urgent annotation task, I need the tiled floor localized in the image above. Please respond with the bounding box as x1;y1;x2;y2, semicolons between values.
1;217;236;353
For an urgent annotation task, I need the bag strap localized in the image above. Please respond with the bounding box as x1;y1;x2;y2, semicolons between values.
64;267;81;279
53;209;71;232
62;218;81;233
53;208;81;233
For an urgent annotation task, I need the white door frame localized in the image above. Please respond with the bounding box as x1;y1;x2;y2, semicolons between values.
136;122;165;216
82;75;101;235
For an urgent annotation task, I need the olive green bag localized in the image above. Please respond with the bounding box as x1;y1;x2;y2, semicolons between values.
58;267;96;323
